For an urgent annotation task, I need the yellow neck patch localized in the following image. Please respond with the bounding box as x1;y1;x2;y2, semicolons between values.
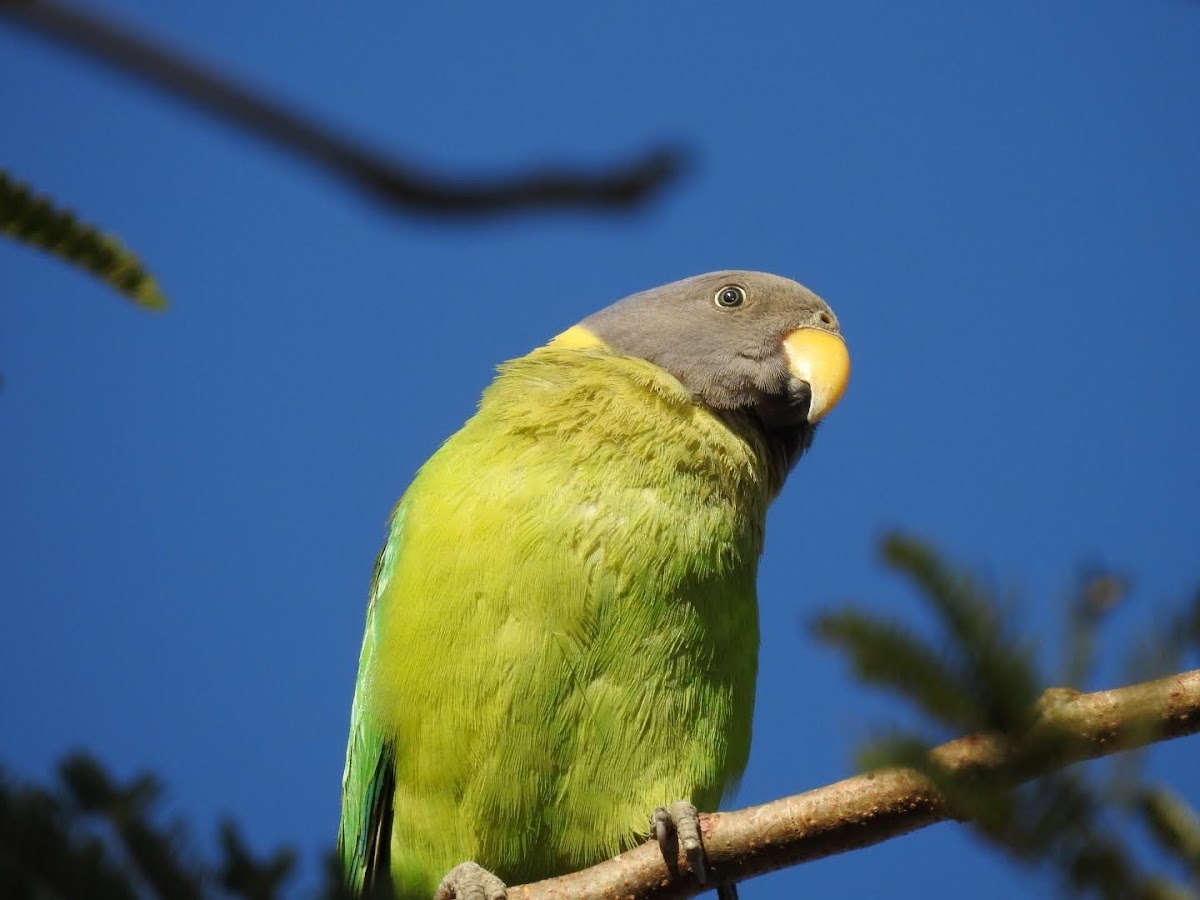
546;324;609;351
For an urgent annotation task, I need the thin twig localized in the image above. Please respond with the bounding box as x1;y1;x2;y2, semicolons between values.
0;0;686;217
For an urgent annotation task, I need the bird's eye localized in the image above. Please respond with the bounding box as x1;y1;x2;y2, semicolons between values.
714;285;746;309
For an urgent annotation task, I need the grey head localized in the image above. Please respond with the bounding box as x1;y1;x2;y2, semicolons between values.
578;270;850;472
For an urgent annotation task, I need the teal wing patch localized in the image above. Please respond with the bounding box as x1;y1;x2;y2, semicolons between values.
339;735;395;897
339;514;406;896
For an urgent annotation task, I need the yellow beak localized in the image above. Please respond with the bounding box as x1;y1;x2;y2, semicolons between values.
782;328;851;423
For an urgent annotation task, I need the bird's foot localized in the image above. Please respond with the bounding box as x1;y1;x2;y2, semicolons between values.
432;861;506;900
651;800;709;883
651;801;738;898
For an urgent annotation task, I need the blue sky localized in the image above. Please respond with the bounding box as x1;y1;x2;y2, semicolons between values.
2;1;1199;896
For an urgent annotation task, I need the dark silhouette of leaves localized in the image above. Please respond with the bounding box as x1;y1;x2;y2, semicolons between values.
216;821;295;900
815;534;1200;899
0;754;302;899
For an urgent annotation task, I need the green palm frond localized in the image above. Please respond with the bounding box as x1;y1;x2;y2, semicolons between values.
1;169;167;309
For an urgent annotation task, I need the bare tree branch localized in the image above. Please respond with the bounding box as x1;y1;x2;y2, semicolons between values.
0;0;686;217
509;668;1200;899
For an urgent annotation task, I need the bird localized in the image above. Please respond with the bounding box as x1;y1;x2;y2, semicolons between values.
338;270;850;899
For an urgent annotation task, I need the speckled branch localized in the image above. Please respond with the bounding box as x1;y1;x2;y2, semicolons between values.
510;668;1200;900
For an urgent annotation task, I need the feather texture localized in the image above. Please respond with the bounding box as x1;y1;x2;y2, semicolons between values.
339;345;777;897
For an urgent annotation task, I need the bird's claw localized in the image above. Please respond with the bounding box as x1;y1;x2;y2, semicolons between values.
651;800;708;884
433;861;507;900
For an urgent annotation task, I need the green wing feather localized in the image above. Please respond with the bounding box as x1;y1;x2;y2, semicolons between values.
338;527;404;895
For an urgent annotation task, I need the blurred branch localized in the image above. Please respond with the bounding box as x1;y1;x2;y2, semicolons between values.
0;0;687;217
509;669;1200;899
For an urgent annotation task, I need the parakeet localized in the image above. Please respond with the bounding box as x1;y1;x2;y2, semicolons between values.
339;271;850;899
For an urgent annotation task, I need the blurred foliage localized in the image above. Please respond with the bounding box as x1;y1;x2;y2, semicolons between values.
815;534;1200;900
2;538;1197;898
1;169;167;309
0;752;318;900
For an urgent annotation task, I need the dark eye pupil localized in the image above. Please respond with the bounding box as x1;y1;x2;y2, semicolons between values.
718;287;743;308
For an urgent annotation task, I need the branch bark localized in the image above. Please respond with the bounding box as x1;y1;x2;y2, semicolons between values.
510;668;1200;899
0;1;685;217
